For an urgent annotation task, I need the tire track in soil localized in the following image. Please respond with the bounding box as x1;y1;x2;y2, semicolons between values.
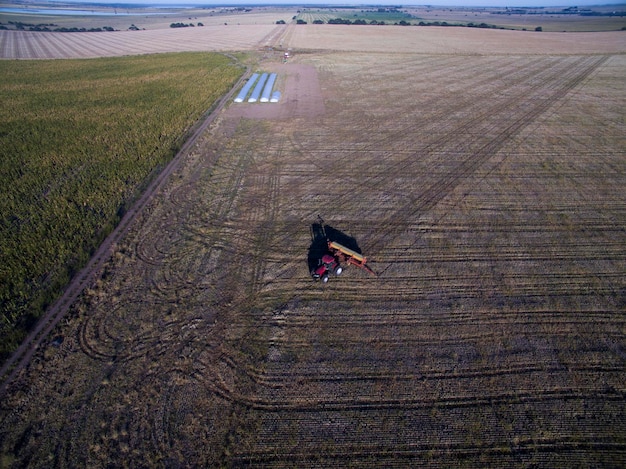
232;438;626;467
192;131;288;407
275;56;577;266
365;55;610;269
258;23;289;49
274;56;609;282
229;387;625;465
140;118;289;413
222;54;622;464
234;56;541;289
249;56;612;299
194;377;623;412
287;55;553;201
79;120;276;458
313;56;607;251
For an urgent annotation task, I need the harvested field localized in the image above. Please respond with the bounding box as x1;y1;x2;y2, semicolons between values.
0;22;625;469
2;23;625;59
0;24;281;58
287;24;626;54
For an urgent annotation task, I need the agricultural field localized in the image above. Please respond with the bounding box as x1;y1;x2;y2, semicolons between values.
0;23;281;58
296;7;418;25
3;22;623;59
0;10;625;469
410;5;626;32
294;5;625;30
0;52;243;361
286;24;626;55
0;5;295;31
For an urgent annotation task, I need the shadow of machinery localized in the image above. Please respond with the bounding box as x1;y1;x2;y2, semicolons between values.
307;220;363;274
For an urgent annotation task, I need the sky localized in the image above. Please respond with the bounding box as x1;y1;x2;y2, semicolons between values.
53;0;626;6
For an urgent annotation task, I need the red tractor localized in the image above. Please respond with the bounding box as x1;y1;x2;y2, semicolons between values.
312;250;344;283
311;239;375;283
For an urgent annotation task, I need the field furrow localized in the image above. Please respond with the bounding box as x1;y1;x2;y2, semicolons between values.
0;26;279;58
220;53;624;464
0;26;623;466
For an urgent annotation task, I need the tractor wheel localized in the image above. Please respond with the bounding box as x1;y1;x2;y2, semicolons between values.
334;266;343;276
321;274;329;283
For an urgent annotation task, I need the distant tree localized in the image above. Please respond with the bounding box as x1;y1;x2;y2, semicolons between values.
276;20;286;24
328;18;351;24
296;19;307;24
535;26;543;31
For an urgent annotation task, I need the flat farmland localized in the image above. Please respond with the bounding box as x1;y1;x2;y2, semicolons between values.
286;24;626;54
0;24;281;58
1;24;625;468
2;22;626;59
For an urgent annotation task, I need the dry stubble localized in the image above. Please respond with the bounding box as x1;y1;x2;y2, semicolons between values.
0;29;624;468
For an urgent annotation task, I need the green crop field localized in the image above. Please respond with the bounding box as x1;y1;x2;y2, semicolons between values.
297;8;419;25
296;6;625;31
0;52;242;361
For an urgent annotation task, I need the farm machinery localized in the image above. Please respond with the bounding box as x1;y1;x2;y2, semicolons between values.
310;221;376;283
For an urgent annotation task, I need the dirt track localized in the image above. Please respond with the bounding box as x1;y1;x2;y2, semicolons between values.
0;32;625;468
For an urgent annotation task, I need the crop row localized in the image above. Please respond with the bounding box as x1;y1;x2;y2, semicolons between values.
0;52;243;360
0;26;277;59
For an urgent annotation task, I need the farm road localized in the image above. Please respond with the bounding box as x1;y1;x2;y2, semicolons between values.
1;50;625;467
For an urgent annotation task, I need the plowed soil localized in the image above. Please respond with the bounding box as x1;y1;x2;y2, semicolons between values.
0;28;625;468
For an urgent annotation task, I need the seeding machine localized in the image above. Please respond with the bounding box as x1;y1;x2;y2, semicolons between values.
311;223;376;283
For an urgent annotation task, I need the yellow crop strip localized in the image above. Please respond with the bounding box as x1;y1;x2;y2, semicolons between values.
0;52;243;360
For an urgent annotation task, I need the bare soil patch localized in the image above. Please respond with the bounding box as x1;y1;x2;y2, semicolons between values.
225;62;325;121
0;28;624;468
